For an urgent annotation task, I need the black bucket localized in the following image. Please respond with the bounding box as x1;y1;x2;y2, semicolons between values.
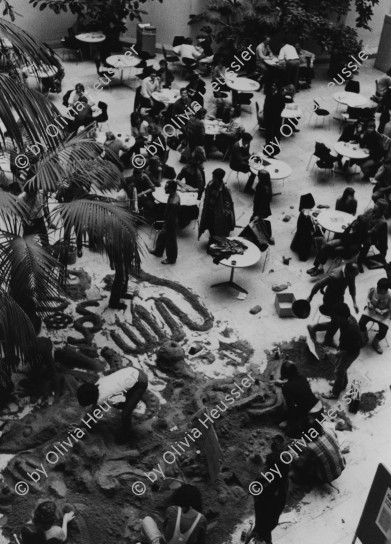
292;299;311;319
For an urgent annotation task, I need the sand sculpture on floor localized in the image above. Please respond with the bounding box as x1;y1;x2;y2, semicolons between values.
0;271;285;544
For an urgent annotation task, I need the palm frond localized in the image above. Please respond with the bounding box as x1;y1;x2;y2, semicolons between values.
0;232;62;316
0;288;39;369
0;75;65;151
0;190;27;231
52;196;142;272
26;136;123;193
0;18;63;74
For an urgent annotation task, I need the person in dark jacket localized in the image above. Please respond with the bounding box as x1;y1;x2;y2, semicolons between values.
263;82;285;156
149;180;180;264
359;119;384;180
307;262;359;347
275;361;322;437
251;170;272;221
322;303;362;399
198;168;235;242
336;187;357;216
186;71;206;107
156;59;174;88
250;452;289;544
229;133;256;192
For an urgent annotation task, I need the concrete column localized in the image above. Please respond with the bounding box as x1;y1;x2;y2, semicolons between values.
375;14;391;72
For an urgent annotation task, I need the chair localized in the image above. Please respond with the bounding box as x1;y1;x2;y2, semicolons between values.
307;142;337;180
309;100;330;127
61;27;84;62
345;80;360;94
162;45;179;67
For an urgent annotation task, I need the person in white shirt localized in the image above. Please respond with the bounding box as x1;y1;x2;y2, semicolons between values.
256;36;273;73
278;41;300;88
174;38;202;68
140;70;161;108
77;366;148;443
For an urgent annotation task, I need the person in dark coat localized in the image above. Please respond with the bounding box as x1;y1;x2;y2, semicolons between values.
250;452;289;544
229;133;256;192
275;361;323;437
336;187;357;216
263;82;285;156
149;180;180;264
198;168;235;242
186;71;206;107
251;170;272;221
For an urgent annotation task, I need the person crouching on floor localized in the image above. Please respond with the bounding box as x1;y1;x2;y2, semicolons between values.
77;366;148;444
359;277;391;354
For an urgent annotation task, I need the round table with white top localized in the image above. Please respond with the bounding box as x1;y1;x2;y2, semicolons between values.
334;141;370;160
264;57;280;67
316;209;354;235
333;91;368;108
204;120;230;136
152;89;180;105
153;185;199;207
211;237;261;294
281;106;303;119
76;32;106;44
106;54;140;83
224;76;260;93
249;154;292;181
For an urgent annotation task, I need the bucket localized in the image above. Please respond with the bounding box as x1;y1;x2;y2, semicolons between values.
292;299;311;319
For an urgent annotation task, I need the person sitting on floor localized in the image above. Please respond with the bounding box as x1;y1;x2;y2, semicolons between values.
33;501;75;543
274;361;323;438
335;187;357;216
292;419;345;487
359;277;391;354
306;214;369;276
229;132;256;192
141;484;207;544
77;367;148;441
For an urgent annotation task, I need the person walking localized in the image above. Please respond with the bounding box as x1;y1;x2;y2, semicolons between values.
149;180;180;264
322;303;362;399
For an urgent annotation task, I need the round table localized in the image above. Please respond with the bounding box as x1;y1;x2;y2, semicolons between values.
249;154;292;181
316;209;354;234
106;54;140;84
76;32;106;44
211;237;261;294
152;89;180;104
333;91;368;108
334;141;370;160
153;186;199;207
224;76;260;93
204;120;229;136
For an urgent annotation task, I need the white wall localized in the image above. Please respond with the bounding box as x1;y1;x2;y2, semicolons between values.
124;0;208;48
7;0;76;46
344;0;391;50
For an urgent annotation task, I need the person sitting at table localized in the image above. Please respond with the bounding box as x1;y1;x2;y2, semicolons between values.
145;156;163;187
359;278;391;354
295;43;315;89
148;123;167;163
174;38;202;69
229;132;256;193
371;76;391;103
306;214;369;277
278;40;300;88
198;168;235;245
336;187;357;216
64;96;94;133
256;36;273;74
356;119;384;180
337;118;367;170
149;180;180;265
372;158;391;211
184;108;207;149
171;88;192;118
156;59;174;89
130;111;149;143
357;199;389;271
68;82;94;107
211;57;231;96
186;71;206;107
263;81;285;155
177;146;206;200
140;70;161;109
123;166;155;216
378;83;391;134
196;34;214;63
